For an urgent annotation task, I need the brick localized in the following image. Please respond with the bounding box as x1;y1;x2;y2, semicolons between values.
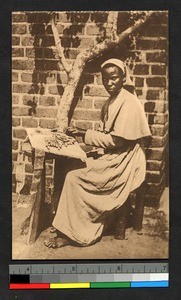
150;124;168;136
45;73;56;84
86;25;102;35
136;89;143;98
81;74;94;85
12;48;24;57
22;117;38;128
135;77;144;87
12;95;19;104
149;135;167;147
12;152;18;161
146;77;166;88
39;119;56;129
151;12;168;25
151;65;166;75
94;99;106;110
74;121;93;130
36;12;51;23
65;49;80;60
126;51;143;63
21;36;34;46
146;51;167;63
26;48;43;58
12;60;35;70
44;48;56;59
12;36;20;46
90;12;108;23
12;13;27;22
36;108;57;118
137;39;167;50
12;72;19;82
39;96;56;106
73;109;100;121
45;164;53;176
25;163;33;173
133;64;149;75
146;148;164;161
48;85;64;95
77;98;93;109
22;95;38;105
146;171;162;184
78;38;94;49
146;90;161;100
35;60;59;71
29;23;47;35
12;24;27;34
25;12;39;23
45;177;53;187
138;20;168;38
95;74;102;85
12;140;19;150
13;83;32;94
146;176;165;195
148;113;166;125
41;36;54;47
145;101;165;113
57;12;69;22
56;72;68;84
147;160;163;171
57;24;65;34
13;129;27;139
84;86;108;97
21;73;33;82
12;107;29;116
12;117;21;127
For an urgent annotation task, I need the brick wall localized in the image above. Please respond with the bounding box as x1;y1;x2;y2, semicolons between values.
12;11;168;207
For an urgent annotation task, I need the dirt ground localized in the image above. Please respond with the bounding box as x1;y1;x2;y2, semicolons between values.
12;188;169;260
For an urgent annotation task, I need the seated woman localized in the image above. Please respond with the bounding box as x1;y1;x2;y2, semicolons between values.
44;58;151;248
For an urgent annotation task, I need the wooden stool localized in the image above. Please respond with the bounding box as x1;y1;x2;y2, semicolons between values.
114;182;146;240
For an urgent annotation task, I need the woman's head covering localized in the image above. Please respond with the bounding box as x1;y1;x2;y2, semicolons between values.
101;58;135;95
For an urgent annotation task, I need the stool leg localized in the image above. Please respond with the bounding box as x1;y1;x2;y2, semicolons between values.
133;182;145;232
114;199;130;240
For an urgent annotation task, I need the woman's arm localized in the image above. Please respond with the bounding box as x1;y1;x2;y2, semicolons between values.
84;129;124;149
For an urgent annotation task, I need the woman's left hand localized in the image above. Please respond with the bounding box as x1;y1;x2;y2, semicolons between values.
66;126;86;139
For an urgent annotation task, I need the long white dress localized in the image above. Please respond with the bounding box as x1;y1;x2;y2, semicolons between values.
53;88;151;246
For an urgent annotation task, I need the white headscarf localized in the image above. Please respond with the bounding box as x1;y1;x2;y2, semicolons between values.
101;58;135;95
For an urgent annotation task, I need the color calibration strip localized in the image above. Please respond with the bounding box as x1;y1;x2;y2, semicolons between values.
9;263;169;289
9;274;169;289
10;281;169;289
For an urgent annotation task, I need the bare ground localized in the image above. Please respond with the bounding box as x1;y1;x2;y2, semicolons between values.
12;188;169;260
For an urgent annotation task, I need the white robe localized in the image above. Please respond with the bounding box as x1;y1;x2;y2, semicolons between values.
53;88;151;246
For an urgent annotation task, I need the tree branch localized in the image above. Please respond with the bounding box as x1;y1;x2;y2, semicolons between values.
55;11;154;132
105;11;119;42
51;13;72;74
72;11;153;69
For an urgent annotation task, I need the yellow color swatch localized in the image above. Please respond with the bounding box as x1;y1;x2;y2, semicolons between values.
50;283;90;289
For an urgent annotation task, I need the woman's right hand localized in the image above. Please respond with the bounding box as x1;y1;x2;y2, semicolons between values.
66;127;86;140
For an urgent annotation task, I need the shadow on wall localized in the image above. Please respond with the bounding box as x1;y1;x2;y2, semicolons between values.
25;11;148;116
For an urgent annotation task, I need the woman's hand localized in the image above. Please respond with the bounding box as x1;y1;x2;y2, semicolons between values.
66;126;86;141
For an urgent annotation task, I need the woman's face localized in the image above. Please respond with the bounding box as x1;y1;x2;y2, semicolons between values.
102;65;124;96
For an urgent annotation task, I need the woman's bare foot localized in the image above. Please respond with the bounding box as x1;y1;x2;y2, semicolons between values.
44;237;70;248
